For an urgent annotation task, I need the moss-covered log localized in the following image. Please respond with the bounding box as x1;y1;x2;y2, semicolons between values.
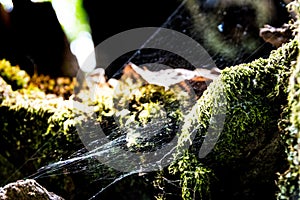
276;1;300;199
154;37;298;200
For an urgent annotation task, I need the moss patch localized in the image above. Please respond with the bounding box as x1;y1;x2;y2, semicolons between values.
153;38;299;199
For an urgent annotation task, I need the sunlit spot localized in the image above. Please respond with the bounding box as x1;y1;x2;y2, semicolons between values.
70;31;96;72
0;0;13;12
51;0;76;34
217;22;224;32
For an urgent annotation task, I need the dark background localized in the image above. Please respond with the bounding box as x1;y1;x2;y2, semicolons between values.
0;0;180;77
0;0;290;77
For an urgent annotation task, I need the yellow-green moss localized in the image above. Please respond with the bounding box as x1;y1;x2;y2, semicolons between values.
153;37;299;199
154;151;215;200
276;1;300;199
212;39;298;163
0;60;30;90
277;54;300;199
0;25;299;199
170;152;215;200
0;75;79;185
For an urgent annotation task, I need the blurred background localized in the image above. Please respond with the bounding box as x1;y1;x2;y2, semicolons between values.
0;0;291;77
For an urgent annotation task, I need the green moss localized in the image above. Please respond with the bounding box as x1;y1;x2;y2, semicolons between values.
69;37;300;199
276;1;300;199
277;57;300;199
212;40;298;163
208;39;296;162
0;23;299;199
154;151;215;200
153;38;299;199
169;152;215;200
0;60;30;90
0;154;23;184
0;76;80;187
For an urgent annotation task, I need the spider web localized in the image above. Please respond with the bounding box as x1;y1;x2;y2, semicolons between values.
22;0;286;199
